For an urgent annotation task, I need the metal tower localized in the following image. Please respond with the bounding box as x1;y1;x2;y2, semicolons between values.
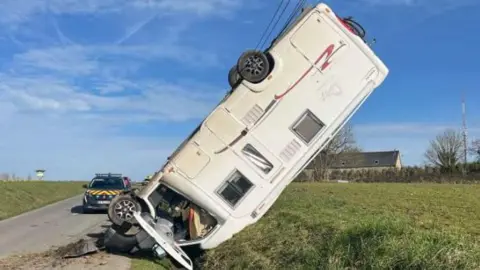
462;95;468;174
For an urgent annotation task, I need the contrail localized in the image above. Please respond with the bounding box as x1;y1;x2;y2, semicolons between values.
52;18;75;46
115;12;159;45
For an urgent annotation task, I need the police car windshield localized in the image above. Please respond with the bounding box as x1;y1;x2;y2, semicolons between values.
89;177;124;189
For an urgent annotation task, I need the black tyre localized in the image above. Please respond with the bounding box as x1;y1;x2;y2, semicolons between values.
103;226;138;253
82;206;91;214
110;223;134;235
228;65;241;87
108;194;141;227
236;50;270;83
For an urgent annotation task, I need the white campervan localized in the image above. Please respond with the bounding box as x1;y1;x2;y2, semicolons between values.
105;3;389;269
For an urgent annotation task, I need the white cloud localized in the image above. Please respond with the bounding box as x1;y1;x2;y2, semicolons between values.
0;0;45;25
0;74;223;119
13;46;98;75
360;0;477;7
12;44;221;76
0;111;183;180
355;123;478;134
0;0;250;26
355;123;480;136
0;0;476;181
131;0;243;17
0;0;255;180
95;78;138;94
361;0;417;6
0;73;223;180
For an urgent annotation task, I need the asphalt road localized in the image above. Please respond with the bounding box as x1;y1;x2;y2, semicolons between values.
0;194;110;258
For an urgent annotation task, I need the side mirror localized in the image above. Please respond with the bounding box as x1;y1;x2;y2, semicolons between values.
82;184;88;188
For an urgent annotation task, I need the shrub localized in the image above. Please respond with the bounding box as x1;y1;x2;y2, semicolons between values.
295;163;480;183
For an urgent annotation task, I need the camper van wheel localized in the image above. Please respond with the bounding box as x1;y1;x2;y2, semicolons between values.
228;65;242;87
237;50;270;83
108;194;141;227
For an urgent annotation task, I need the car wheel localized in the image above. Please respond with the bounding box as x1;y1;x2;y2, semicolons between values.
236;50;270;83
228;65;241;87
108;194;141;227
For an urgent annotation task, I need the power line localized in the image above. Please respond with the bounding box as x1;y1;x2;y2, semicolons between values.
255;0;287;50
259;0;291;50
276;0;306;42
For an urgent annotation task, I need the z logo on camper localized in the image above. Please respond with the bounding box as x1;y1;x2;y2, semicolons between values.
274;43;340;100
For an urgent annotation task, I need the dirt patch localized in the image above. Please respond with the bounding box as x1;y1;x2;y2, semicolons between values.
0;237;131;270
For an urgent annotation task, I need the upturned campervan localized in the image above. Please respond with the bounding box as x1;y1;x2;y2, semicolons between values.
105;3;389;269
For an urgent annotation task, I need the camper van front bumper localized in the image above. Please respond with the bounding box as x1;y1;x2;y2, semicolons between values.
104;212;193;269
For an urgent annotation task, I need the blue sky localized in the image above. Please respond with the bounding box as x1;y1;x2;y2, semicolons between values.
0;0;479;180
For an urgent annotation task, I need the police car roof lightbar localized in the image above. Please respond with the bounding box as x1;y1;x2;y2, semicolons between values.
95;173;122;177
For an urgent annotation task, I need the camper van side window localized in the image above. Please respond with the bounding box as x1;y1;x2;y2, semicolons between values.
291;110;325;144
217;170;253;207
241;144;274;174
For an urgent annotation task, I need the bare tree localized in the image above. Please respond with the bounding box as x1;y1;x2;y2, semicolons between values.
310;124;361;181
424;128;464;172
470;139;480;161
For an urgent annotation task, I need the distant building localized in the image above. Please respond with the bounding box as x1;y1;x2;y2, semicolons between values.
329;150;402;171
304;150;402;176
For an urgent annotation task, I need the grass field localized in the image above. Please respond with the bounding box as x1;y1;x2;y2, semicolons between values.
0;181;87;221
131;182;480;270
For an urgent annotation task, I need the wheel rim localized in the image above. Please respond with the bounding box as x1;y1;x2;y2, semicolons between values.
242;54;265;77
113;199;137;221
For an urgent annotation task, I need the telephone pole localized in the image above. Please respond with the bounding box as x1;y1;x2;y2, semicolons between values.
462;94;468;175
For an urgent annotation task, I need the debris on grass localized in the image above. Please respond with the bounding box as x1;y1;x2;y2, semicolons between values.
56;238;100;259
0;231;130;270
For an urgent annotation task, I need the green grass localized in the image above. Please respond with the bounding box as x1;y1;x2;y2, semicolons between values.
131;183;480;269
130;256;174;270
0;181;87;220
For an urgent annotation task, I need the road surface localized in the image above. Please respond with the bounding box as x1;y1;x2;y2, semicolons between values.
0;195;110;258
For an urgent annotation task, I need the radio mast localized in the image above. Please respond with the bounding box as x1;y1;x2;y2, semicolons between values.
462;94;468;175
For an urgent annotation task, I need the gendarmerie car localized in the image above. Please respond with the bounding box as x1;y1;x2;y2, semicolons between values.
82;173;131;213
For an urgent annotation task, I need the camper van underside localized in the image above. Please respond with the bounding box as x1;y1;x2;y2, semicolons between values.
107;183;218;243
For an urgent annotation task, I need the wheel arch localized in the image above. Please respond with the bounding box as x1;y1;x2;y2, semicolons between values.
265;50;276;74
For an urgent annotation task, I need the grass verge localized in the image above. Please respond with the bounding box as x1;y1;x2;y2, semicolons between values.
0;181;87;221
131;183;480;269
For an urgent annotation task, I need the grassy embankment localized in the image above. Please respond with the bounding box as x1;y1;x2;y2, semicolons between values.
0;181;87;221
132;182;480;269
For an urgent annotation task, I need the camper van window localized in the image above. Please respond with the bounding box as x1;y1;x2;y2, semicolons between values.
217;170;253;207
241;144;273;174
291;110;325;144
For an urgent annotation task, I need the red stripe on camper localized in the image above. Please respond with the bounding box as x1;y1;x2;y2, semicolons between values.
274;44;335;100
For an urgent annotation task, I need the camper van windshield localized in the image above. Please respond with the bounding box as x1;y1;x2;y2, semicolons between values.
149;184;217;242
